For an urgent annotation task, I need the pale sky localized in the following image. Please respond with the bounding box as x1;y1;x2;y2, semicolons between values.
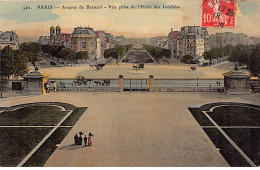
0;0;259;41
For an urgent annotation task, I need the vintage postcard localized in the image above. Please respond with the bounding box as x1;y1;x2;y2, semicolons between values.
0;0;259;167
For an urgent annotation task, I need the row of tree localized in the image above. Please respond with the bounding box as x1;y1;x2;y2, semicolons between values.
0;42;89;96
104;44;133;63
203;44;260;76
143;44;171;60
202;45;234;61
42;44;89;64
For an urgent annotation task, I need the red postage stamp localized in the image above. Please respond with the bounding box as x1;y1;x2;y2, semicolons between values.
201;0;236;27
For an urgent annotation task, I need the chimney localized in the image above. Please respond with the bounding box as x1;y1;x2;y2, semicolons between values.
171;28;173;32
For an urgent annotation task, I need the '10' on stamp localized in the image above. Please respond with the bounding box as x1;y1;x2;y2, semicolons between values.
201;0;236;28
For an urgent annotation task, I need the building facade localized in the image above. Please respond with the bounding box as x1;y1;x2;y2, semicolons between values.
71;27;97;60
168;29;178;58
106;33;115;49
210;32;237;49
0;31;19;50
148;36;162;47
114;36;126;47
236;33;249;46
38;36;50;45
38;26;71;48
177;26;206;59
95;31;107;58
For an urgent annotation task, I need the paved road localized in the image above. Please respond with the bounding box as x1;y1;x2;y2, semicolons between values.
1;92;259;166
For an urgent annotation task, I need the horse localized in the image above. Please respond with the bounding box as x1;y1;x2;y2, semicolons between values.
86;79;93;83
133;65;138;69
94;81;101;86
190;66;196;71
103;80;110;86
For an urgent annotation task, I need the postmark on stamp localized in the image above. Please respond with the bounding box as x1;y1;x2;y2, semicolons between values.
201;0;236;28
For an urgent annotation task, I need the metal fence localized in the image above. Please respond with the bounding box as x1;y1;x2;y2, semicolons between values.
123;78;149;91
153;79;224;88
50;78;118;89
49;78;224;92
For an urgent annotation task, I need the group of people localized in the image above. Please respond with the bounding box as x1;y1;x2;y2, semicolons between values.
74;132;94;147
216;81;221;86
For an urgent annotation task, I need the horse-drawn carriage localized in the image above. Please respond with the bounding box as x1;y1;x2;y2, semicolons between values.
133;63;144;70
95;64;105;70
190;66;196;71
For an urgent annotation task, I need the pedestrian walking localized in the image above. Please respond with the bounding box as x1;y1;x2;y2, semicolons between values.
74;133;79;145
88;133;94;146
79;134;83;145
84;135;87;147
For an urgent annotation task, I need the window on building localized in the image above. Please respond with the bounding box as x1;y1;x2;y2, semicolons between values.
82;42;86;49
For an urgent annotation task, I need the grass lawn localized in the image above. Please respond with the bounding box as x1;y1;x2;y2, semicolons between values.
203;128;251;167
223;128;260;166
208;106;260;126
0;103;87;167
61;107;87;126
0;127;52;167
0;106;67;126
23;127;72;167
189;104;260;167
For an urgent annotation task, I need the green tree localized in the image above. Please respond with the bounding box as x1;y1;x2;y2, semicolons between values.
0;46;16;79
75;51;88;63
13;50;27;77
248;47;260;76
41;44;52;54
181;55;193;64
0;76;8;98
20;42;42;67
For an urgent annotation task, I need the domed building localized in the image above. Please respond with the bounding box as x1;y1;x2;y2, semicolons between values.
56;25;61;35
48;25;71;48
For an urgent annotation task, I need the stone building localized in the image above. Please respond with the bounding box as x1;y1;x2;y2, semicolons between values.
95;30;107;57
168;29;178;58
0;31;19;50
209;34;217;49
114;36;126;47
38;26;71;48
148;36;163;47
38;36;50;45
157;36;168;49
249;36;260;45
106;33;115;49
236;33;249;46
71;27;97;60
202;27;210;52
96;38;102;59
210;32;237;49
177;26;206;59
